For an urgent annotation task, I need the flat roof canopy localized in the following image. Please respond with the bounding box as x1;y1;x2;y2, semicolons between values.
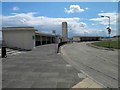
35;31;56;37
73;36;101;38
2;27;37;31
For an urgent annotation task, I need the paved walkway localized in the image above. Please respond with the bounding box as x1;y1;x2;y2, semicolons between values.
0;48;26;58
72;78;103;88
2;44;83;88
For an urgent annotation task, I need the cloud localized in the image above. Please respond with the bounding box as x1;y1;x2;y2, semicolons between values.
65;5;84;14
85;7;89;10
100;10;104;13
2;12;117;37
2;12;87;35
89;12;118;36
12;6;19;11
90;12;117;25
73;27;117;37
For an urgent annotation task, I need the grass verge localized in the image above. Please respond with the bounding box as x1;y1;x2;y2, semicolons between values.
92;40;120;49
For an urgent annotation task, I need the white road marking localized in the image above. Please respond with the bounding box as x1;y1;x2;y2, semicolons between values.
0;48;26;57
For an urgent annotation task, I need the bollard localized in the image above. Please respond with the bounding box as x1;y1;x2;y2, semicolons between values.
2;46;6;58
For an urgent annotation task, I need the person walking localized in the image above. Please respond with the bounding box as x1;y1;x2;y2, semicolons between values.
57;38;62;53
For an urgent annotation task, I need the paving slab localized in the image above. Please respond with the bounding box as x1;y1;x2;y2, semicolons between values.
72;77;103;88
2;44;83;88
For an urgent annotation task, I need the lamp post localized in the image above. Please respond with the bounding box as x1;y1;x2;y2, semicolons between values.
52;30;57;53
101;15;111;49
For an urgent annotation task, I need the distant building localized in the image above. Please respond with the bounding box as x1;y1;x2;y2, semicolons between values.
73;36;101;42
62;22;68;42
113;35;120;38
2;27;57;50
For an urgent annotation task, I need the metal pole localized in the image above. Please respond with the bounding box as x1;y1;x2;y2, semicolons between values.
54;31;57;53
101;15;111;49
84;31;86;41
109;33;110;48
52;30;57;53
109;17;110;28
55;33;57;53
108;17;110;49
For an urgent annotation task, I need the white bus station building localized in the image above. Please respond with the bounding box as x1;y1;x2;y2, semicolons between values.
2;27;57;50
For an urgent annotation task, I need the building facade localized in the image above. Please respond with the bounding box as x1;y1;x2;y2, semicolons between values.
2;27;57;50
2;27;36;50
35;31;56;46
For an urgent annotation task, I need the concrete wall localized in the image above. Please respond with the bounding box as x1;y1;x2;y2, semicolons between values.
2;30;35;50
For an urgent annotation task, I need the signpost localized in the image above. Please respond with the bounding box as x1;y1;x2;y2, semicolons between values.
101;15;111;49
108;28;111;34
106;27;111;49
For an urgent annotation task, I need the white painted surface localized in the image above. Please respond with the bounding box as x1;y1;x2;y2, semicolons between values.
2;30;35;50
73;37;80;42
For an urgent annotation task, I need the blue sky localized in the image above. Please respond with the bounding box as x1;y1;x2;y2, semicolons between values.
1;2;118;38
0;3;2;40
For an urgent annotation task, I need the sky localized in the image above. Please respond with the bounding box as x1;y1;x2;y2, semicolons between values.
0;3;2;40
1;2;118;39
2;0;119;2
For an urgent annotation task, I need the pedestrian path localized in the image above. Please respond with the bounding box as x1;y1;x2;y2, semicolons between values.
6;48;26;56
72;77;103;88
2;44;84;88
0;48;26;58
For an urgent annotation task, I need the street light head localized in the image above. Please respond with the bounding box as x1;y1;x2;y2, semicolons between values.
101;16;104;17
101;15;110;18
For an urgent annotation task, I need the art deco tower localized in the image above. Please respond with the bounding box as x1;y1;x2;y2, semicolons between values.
62;22;68;42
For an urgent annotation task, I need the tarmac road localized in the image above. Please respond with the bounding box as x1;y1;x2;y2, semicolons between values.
61;42;118;88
